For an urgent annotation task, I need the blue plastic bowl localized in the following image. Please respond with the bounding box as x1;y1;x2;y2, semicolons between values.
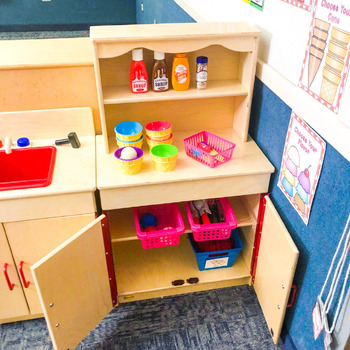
115;135;143;143
114;121;143;139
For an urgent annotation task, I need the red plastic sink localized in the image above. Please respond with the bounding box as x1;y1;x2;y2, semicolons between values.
0;146;57;191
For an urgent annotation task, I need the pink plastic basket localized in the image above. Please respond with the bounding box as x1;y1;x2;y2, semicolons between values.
134;203;185;249
185;198;237;241
183;131;236;168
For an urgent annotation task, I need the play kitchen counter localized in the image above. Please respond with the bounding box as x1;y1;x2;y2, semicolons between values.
0;108;96;222
0;108;96;323
1;23;298;350
96;129;274;209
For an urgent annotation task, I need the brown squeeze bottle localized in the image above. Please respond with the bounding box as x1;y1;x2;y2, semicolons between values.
152;51;169;92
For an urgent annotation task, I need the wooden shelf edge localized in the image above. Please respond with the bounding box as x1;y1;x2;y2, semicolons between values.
103;80;248;105
117;276;252;300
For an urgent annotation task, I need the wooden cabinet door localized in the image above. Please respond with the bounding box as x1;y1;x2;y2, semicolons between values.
0;224;29;321
4;214;95;315
31;215;113;350
253;196;299;344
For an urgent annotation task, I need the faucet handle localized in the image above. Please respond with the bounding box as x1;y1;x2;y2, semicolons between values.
55;132;81;149
5;137;12;154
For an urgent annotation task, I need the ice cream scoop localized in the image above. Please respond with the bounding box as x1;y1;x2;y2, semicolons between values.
298;170;311;194
120;146;138;160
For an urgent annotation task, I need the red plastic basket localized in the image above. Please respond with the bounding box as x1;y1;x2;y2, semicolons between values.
134;203;185;249
183;131;236;168
185;198;237;241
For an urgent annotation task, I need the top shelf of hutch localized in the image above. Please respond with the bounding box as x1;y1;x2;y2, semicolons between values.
90;22;260;59
90;22;260;153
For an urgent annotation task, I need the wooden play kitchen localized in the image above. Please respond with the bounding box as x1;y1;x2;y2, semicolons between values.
0;23;299;350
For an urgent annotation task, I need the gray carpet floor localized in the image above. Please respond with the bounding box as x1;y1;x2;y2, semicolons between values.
0;31;89;40
0;285;284;350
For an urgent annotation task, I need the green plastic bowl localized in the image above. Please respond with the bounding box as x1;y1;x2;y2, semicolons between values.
150;144;178;158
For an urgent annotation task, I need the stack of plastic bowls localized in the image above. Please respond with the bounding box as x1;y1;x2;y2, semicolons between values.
114;146;143;175
145;121;172;150
150;144;178;172
115;121;143;148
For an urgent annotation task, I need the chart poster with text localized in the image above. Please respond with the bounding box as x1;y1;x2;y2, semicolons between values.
281;0;312;12
251;0;264;10
299;0;350;113
278;113;326;225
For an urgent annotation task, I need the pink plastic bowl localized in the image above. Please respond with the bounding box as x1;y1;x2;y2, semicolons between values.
145;121;172;133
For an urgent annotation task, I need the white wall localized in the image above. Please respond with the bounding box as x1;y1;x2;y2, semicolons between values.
177;0;311;84
175;0;350;161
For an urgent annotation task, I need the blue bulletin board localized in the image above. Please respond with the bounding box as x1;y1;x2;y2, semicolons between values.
250;78;350;350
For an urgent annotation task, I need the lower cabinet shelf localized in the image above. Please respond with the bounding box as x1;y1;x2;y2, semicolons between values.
109;196;255;243
113;233;252;303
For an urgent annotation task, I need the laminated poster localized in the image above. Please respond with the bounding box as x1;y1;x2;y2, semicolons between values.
278;113;326;225
250;0;264;11
299;0;350;113
281;0;312;12
242;0;265;11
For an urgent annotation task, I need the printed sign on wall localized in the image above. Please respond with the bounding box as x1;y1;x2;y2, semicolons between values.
251;0;264;10
242;0;264;11
278;113;326;225
299;0;350;113
281;0;312;12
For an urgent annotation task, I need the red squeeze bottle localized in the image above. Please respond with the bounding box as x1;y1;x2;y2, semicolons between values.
130;49;148;93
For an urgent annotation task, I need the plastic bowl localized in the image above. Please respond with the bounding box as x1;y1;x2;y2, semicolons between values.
114;147;144;175
145;121;172;140
146;134;173;149
116;135;144;149
150;144;178;158
115;121;143;141
150;144;178;172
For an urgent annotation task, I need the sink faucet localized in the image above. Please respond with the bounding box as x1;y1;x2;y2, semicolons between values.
5;137;12;154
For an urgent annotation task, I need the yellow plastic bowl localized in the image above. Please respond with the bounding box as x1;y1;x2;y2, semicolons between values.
116;136;143;149
114;147;143;175
117;159;143;175
146;134;173;149
146;131;172;141
152;159;177;172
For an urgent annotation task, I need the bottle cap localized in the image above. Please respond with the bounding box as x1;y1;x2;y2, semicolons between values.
197;56;208;64
175;53;187;58
17;137;30;147
132;49;143;61
154;51;165;60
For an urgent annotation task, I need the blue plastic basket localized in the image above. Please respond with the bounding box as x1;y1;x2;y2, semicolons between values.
189;229;243;271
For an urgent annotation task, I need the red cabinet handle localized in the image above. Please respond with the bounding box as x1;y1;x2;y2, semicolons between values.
287;284;297;308
3;263;14;291
18;261;30;288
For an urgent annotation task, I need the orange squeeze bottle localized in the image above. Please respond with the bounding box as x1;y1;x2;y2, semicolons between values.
171;53;190;91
